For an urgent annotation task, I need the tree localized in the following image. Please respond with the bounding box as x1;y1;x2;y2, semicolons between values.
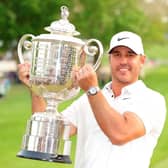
0;0;72;50
0;0;166;52
70;0;153;48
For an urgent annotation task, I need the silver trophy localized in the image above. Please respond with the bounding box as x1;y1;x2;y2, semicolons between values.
17;6;103;164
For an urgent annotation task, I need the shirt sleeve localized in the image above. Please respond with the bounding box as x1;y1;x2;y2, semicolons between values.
131;94;166;135
61;94;87;127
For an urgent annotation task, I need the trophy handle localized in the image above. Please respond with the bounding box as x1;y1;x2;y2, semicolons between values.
17;34;35;64
84;39;103;71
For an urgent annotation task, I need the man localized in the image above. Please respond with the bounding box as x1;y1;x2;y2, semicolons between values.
18;31;166;168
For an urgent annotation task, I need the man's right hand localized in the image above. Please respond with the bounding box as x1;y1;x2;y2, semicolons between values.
18;62;47;113
17;62;31;88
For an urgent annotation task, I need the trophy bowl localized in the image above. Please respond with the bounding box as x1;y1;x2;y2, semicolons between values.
17;6;103;164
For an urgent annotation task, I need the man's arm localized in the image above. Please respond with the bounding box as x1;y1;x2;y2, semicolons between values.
87;91;145;145
75;64;145;145
31;92;46;113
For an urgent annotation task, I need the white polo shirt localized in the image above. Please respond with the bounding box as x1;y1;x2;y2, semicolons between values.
62;80;166;168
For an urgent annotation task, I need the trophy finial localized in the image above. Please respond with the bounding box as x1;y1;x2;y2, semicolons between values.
44;5;80;36
61;6;69;20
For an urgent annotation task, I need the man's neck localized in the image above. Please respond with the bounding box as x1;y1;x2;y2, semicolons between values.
111;81;132;97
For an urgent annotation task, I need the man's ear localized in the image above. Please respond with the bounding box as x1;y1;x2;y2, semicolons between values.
140;55;146;66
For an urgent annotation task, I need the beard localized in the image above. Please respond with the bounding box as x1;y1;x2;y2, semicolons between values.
112;64;135;84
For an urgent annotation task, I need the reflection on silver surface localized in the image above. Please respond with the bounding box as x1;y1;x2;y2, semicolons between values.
21;113;71;155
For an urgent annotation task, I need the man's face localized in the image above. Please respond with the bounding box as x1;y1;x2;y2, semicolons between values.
109;46;146;85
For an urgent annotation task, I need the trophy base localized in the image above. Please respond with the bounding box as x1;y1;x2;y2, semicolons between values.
17;149;72;164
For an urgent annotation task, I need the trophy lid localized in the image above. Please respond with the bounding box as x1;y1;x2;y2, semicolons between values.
45;6;80;36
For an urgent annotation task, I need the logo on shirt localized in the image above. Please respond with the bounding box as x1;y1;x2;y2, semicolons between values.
122;97;130;100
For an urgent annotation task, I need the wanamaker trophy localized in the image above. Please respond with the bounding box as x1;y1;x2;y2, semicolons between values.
17;6;103;164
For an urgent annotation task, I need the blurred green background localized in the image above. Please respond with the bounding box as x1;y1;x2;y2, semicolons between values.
0;0;168;168
0;0;168;53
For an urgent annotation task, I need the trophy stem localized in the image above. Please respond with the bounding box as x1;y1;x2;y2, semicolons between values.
44;92;61;117
45;97;58;113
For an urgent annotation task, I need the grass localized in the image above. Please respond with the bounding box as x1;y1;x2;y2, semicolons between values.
0;65;168;168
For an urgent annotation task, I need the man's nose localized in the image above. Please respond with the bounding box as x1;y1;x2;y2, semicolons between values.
120;56;128;64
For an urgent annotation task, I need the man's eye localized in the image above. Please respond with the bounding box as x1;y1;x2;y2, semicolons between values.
128;53;136;57
113;53;120;57
128;53;133;56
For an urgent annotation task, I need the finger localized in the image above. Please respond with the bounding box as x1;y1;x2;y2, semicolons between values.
72;70;79;88
18;62;30;70
18;69;29;79
72;65;80;71
18;72;29;83
18;63;30;73
79;68;84;75
85;64;94;72
17;64;30;82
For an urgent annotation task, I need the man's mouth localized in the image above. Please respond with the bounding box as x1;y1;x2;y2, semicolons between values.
117;65;131;72
119;68;129;72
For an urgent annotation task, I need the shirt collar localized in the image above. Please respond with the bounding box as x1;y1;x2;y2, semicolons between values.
104;80;146;98
121;80;146;95
104;82;114;97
